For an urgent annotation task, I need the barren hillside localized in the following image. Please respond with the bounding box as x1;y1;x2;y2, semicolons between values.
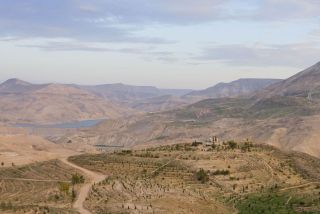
0;79;134;124
186;78;281;99
62;62;320;158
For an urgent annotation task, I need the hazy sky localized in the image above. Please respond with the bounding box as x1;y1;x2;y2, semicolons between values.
0;0;320;89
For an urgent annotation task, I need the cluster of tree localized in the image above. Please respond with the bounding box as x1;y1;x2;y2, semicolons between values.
155;143;195;152
135;152;160;158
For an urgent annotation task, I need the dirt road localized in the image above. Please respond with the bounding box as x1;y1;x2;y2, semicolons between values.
61;158;106;214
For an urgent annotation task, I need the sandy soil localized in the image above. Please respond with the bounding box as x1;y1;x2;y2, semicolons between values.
0;134;77;166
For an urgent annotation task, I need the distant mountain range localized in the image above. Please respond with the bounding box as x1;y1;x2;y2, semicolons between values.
0;77;279;124
63;61;320;158
77;83;193;112
0;79;132;124
79;83;192;102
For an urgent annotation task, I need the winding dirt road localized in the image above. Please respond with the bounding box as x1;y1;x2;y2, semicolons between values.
61;158;106;214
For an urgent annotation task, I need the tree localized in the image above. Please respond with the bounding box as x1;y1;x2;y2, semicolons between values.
195;168;209;183
71;174;85;185
59;182;70;195
227;140;237;150
71;188;76;201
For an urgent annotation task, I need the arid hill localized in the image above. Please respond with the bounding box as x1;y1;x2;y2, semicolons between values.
0;78;283;124
68;143;320;213
62;62;320;158
256;62;320;98
79;79;282;113
78;83;193;112
0;133;77;166
185;78;281;99
0;79;133;124
79;83;192;102
2;141;320;213
129;95;195;112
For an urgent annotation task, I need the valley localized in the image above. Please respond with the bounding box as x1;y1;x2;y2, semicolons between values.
61;62;320;159
2;2;319;213
1;62;320;213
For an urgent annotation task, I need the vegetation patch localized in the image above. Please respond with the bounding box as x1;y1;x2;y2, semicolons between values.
236;191;320;214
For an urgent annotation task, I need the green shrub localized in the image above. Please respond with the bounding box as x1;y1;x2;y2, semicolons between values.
71;174;85;185
195;168;209;183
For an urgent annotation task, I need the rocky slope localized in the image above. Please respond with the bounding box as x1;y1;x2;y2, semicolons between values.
256;62;320;98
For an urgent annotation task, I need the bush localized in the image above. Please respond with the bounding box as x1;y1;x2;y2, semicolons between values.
59;182;70;195
241;141;253;152
195;168;209;183
121;150;132;155
227;140;237;149
71;174;85;185
212;169;230;176
71;188;77;201
192;141;202;147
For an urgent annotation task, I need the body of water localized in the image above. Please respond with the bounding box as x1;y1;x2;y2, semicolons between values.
14;119;104;129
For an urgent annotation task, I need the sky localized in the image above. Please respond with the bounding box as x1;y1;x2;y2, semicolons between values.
0;0;320;89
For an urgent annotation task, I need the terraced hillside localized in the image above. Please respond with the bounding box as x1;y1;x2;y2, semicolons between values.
69;142;320;213
0;160;84;214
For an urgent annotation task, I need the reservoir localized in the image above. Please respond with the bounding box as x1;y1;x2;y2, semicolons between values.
14;119;103;129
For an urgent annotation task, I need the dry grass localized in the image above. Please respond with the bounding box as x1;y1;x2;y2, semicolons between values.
0;160;83;213
69;142;320;213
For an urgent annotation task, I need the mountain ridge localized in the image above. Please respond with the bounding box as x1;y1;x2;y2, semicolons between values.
255;61;320;99
185;78;282;99
0;80;133;124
